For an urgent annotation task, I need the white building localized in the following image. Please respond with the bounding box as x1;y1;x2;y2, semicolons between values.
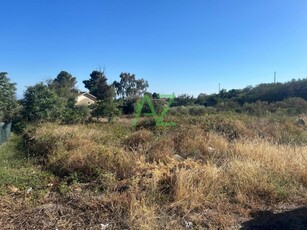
76;93;97;106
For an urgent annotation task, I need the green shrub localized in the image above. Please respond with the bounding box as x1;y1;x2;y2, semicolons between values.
11;113;27;134
91;100;121;121
62;105;90;124
121;98;137;114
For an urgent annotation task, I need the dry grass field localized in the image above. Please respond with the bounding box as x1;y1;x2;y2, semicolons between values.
0;114;307;229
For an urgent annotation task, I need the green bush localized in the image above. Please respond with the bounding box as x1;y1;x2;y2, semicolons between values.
11;113;28;134
62;105;90;124
91;100;121;121
121;98;137;114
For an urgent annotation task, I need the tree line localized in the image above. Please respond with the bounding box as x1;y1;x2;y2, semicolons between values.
0;70;149;131
171;79;307;116
1;70;307;132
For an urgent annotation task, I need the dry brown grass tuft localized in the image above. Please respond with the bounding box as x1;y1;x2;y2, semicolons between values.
147;137;175;162
172;128;230;164
232;140;307;189
129;197;159;230
125;129;154;151
173;162;224;210
225;160;277;204
24;124;139;181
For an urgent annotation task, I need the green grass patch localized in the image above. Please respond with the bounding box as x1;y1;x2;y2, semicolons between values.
0;134;54;195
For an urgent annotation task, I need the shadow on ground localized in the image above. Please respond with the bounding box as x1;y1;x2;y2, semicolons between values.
241;207;307;230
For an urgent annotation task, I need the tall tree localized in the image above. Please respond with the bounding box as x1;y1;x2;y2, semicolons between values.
83;70;114;101
0;72;17;122
49;71;77;98
22;83;65;122
113;72;148;99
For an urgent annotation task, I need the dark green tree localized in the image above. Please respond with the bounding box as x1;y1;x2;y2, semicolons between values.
83;70;114;100
22;83;65;122
0;72;17;122
113;72;148;99
48;71;77;98
152;92;160;99
204;95;218;106
195;93;207;105
121;97;138;114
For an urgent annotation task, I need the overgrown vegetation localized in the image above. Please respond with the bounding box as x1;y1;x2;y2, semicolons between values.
0;114;305;229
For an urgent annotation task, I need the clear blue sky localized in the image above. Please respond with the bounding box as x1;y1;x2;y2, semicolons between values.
1;0;307;98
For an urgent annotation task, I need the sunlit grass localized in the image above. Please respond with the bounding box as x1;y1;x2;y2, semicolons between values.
2;114;307;229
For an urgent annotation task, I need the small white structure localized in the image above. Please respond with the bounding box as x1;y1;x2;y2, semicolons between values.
76;93;97;106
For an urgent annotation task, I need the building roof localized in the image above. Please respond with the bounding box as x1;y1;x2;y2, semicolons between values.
77;92;97;101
